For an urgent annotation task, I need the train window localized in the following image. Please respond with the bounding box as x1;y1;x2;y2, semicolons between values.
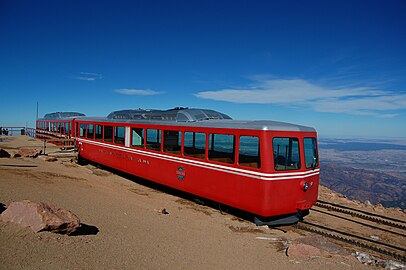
163;130;181;154
146;129;161;151
304;138;318;169
114;126;125;145
104;126;113;142
238;136;260;168
87;124;94;139
209;134;235;164
131;128;144;148
95;125;103;140
184;132;206;159
79;124;87;137
273;137;300;170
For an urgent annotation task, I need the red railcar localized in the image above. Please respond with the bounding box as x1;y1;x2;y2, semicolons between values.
36;112;85;146
71;108;319;225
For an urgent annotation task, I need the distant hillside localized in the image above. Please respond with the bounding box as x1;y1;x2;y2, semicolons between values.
320;163;406;209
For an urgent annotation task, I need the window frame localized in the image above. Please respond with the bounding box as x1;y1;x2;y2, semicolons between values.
238;135;261;169
163;130;182;155
208;133;235;164
272;137;301;171
183;131;206;159
131;127;145;148
146;128;162;151
304;137;319;169
114;126;125;145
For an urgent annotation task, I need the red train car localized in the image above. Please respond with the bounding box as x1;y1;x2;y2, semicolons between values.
71;108;319;226
36;112;85;146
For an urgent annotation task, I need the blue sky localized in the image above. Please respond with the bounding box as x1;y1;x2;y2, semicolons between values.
0;0;405;138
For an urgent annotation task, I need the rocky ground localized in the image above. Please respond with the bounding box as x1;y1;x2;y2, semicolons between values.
0;136;405;269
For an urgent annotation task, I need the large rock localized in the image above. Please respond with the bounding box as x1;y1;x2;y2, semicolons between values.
17;148;42;158
0;149;11;158
287;235;350;257
0;200;80;235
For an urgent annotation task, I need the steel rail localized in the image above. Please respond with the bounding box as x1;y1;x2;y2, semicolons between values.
316;200;406;230
311;208;406;238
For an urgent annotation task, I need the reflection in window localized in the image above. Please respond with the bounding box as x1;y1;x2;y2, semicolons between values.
304;138;318;169
184;132;206;159
163;130;181;154
79;124;86;137
146;129;161;151
209;134;235;164
239;136;260;168
115;126;125;145
95;125;103;140
131;128;144;148
273;137;300;170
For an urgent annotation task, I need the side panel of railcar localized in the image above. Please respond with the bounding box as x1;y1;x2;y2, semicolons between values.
75;120;319;218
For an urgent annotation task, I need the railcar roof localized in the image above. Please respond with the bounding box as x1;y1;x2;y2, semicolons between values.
74;117;316;132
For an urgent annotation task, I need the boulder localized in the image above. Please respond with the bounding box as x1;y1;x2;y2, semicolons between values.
0;200;80;235
17;148;42;158
287;235;350;257
287;242;323;257
0;149;11;158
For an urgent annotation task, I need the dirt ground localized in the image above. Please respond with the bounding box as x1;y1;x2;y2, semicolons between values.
0;136;401;269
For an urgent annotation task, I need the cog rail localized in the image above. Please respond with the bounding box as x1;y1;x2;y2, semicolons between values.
296;221;406;262
316;200;406;230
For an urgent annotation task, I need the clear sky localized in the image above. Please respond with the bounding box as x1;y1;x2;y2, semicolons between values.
0;0;405;138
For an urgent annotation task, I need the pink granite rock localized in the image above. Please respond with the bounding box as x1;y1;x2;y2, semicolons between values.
17;148;42;158
0;200;80;235
287;243;323;257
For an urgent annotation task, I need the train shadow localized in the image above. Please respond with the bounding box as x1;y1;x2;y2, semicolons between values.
84;161;257;226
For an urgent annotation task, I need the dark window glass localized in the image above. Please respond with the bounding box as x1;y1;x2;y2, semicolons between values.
304;138;319;169
95;125;103;140
163;130;181;154
239;136;260;168
146;129;161;151
87;124;94;139
131;128;144;148
79;124;86;137
184;132;206;159
114;126;125;145
273;137;300;170
104;126;113;142
209;134;235;164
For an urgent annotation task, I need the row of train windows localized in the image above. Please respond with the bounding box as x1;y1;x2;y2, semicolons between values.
78;124;260;168
37;122;71;134
78;124;318;170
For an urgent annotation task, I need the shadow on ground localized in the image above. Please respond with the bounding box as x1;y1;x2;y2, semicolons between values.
71;223;99;236
0;203;6;214
81;161;259;225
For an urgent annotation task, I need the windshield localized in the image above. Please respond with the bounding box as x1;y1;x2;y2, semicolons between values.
273;137;301;170
304;137;318;169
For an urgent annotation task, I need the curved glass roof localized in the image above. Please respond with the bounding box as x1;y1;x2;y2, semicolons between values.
107;107;232;122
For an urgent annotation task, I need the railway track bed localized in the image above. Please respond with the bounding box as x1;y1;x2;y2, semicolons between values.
295;200;406;263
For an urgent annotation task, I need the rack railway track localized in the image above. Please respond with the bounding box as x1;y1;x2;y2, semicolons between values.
295;200;406;262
